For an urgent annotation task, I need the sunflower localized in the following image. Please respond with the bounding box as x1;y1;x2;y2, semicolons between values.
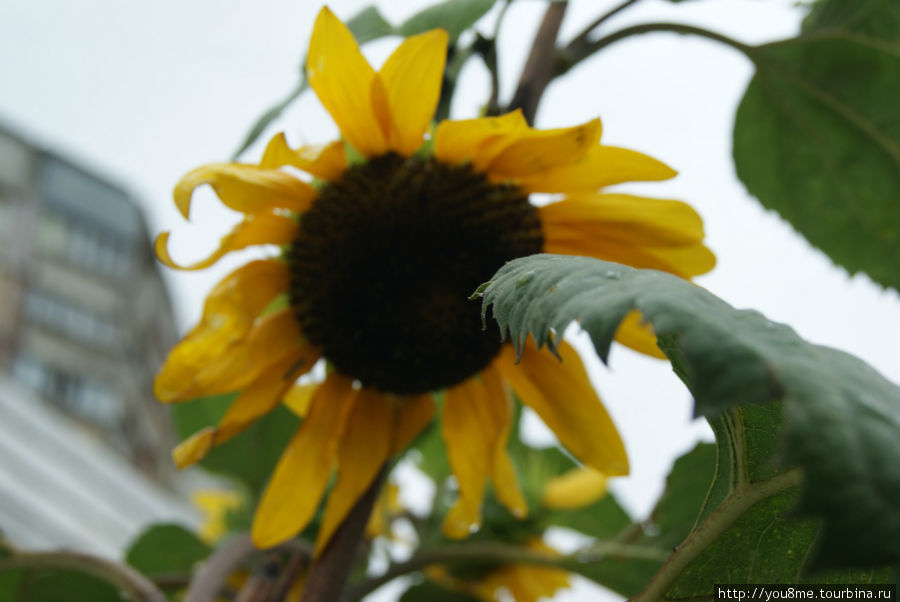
155;7;714;555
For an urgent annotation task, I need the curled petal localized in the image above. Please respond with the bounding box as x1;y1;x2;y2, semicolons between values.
497;341;629;476
155;260;290;402
307;7;386;157
482;365;527;519
259;134;347;181
252;373;357;549
315;388;393;555
174;164;314;219
614;309;666;359
155;211;299;271
379;29;448;155
519;145;676;193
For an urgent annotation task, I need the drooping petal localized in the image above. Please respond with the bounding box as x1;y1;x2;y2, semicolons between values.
485;119;602;180
155;211;299;271
251;373;356;548
518;145;676;193
171;351;310;469
433;110;528;168
481;364;527;519
259;134;347;181
496;341;629;476
541;466;608;510
441;377;494;538
155;260;290;402
169;309;313;400
174;164;315;219
614;309;666;359
378;29;448;155
315;388;393;555
307;7;387;157
391;393;436;455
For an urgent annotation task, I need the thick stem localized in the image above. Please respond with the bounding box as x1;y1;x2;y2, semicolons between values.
633;468;804;602
301;466;388;602
506;1;568;124
0;551;168;602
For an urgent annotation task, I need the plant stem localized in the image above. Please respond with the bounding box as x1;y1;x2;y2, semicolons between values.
301;466;388;602
565;0;642;54
342;540;669;601
0;551;168;602
633;468;804;602
561;22;756;72
506;1;569;124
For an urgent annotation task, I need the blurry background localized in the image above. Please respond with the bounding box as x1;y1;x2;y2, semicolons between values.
1;0;898;599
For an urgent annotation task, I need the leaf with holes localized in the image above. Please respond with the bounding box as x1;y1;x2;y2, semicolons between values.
478;254;900;569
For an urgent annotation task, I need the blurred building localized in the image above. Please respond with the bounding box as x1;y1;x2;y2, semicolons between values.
0;123;199;555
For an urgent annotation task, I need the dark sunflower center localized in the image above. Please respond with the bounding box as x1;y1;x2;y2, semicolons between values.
287;153;542;394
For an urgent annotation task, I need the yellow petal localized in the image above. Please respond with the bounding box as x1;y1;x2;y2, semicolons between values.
172;309;312;400
541;194;716;278
155;260;290;402
379;29;448;155
486;119;602;179
391;393;436;455
481;364;527;519
259;134;347;181
252;373;356;548
172;351;315;469
307;7;387;157
315;388;393;555
282;382;320;418
614;309;666;359
155;211;299;271
541;193;707;246
518;145;676;193
541;466;608;510
497;341;629;476
172;427;214;469
434;110;528;168
441;377;494;538
174;163;315;219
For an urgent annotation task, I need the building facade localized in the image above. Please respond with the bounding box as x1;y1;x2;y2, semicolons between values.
0;124;200;554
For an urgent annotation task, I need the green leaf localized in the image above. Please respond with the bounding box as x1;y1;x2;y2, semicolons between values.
172;394;300;495
479;254;900;569
346;6;396;44
398;0;497;42
0;569;121;602
125;523;211;577
733;0;900;289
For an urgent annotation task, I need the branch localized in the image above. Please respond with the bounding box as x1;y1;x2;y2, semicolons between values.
0;551;168;602
342;540;669;601
633;468;804;602
564;0;641;56
506;1;568;124
561;22;756;73
301;466;388;602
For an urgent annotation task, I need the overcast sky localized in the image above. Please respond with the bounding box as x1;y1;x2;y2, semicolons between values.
2;1;899;599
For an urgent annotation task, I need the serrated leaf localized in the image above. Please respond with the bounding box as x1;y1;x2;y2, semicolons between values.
125;523;211;577
479;254;900;569
398;0;497;42
733;0;900;290
172;394;300;495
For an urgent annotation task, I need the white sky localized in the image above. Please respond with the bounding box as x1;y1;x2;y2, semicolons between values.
2;1;898;600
